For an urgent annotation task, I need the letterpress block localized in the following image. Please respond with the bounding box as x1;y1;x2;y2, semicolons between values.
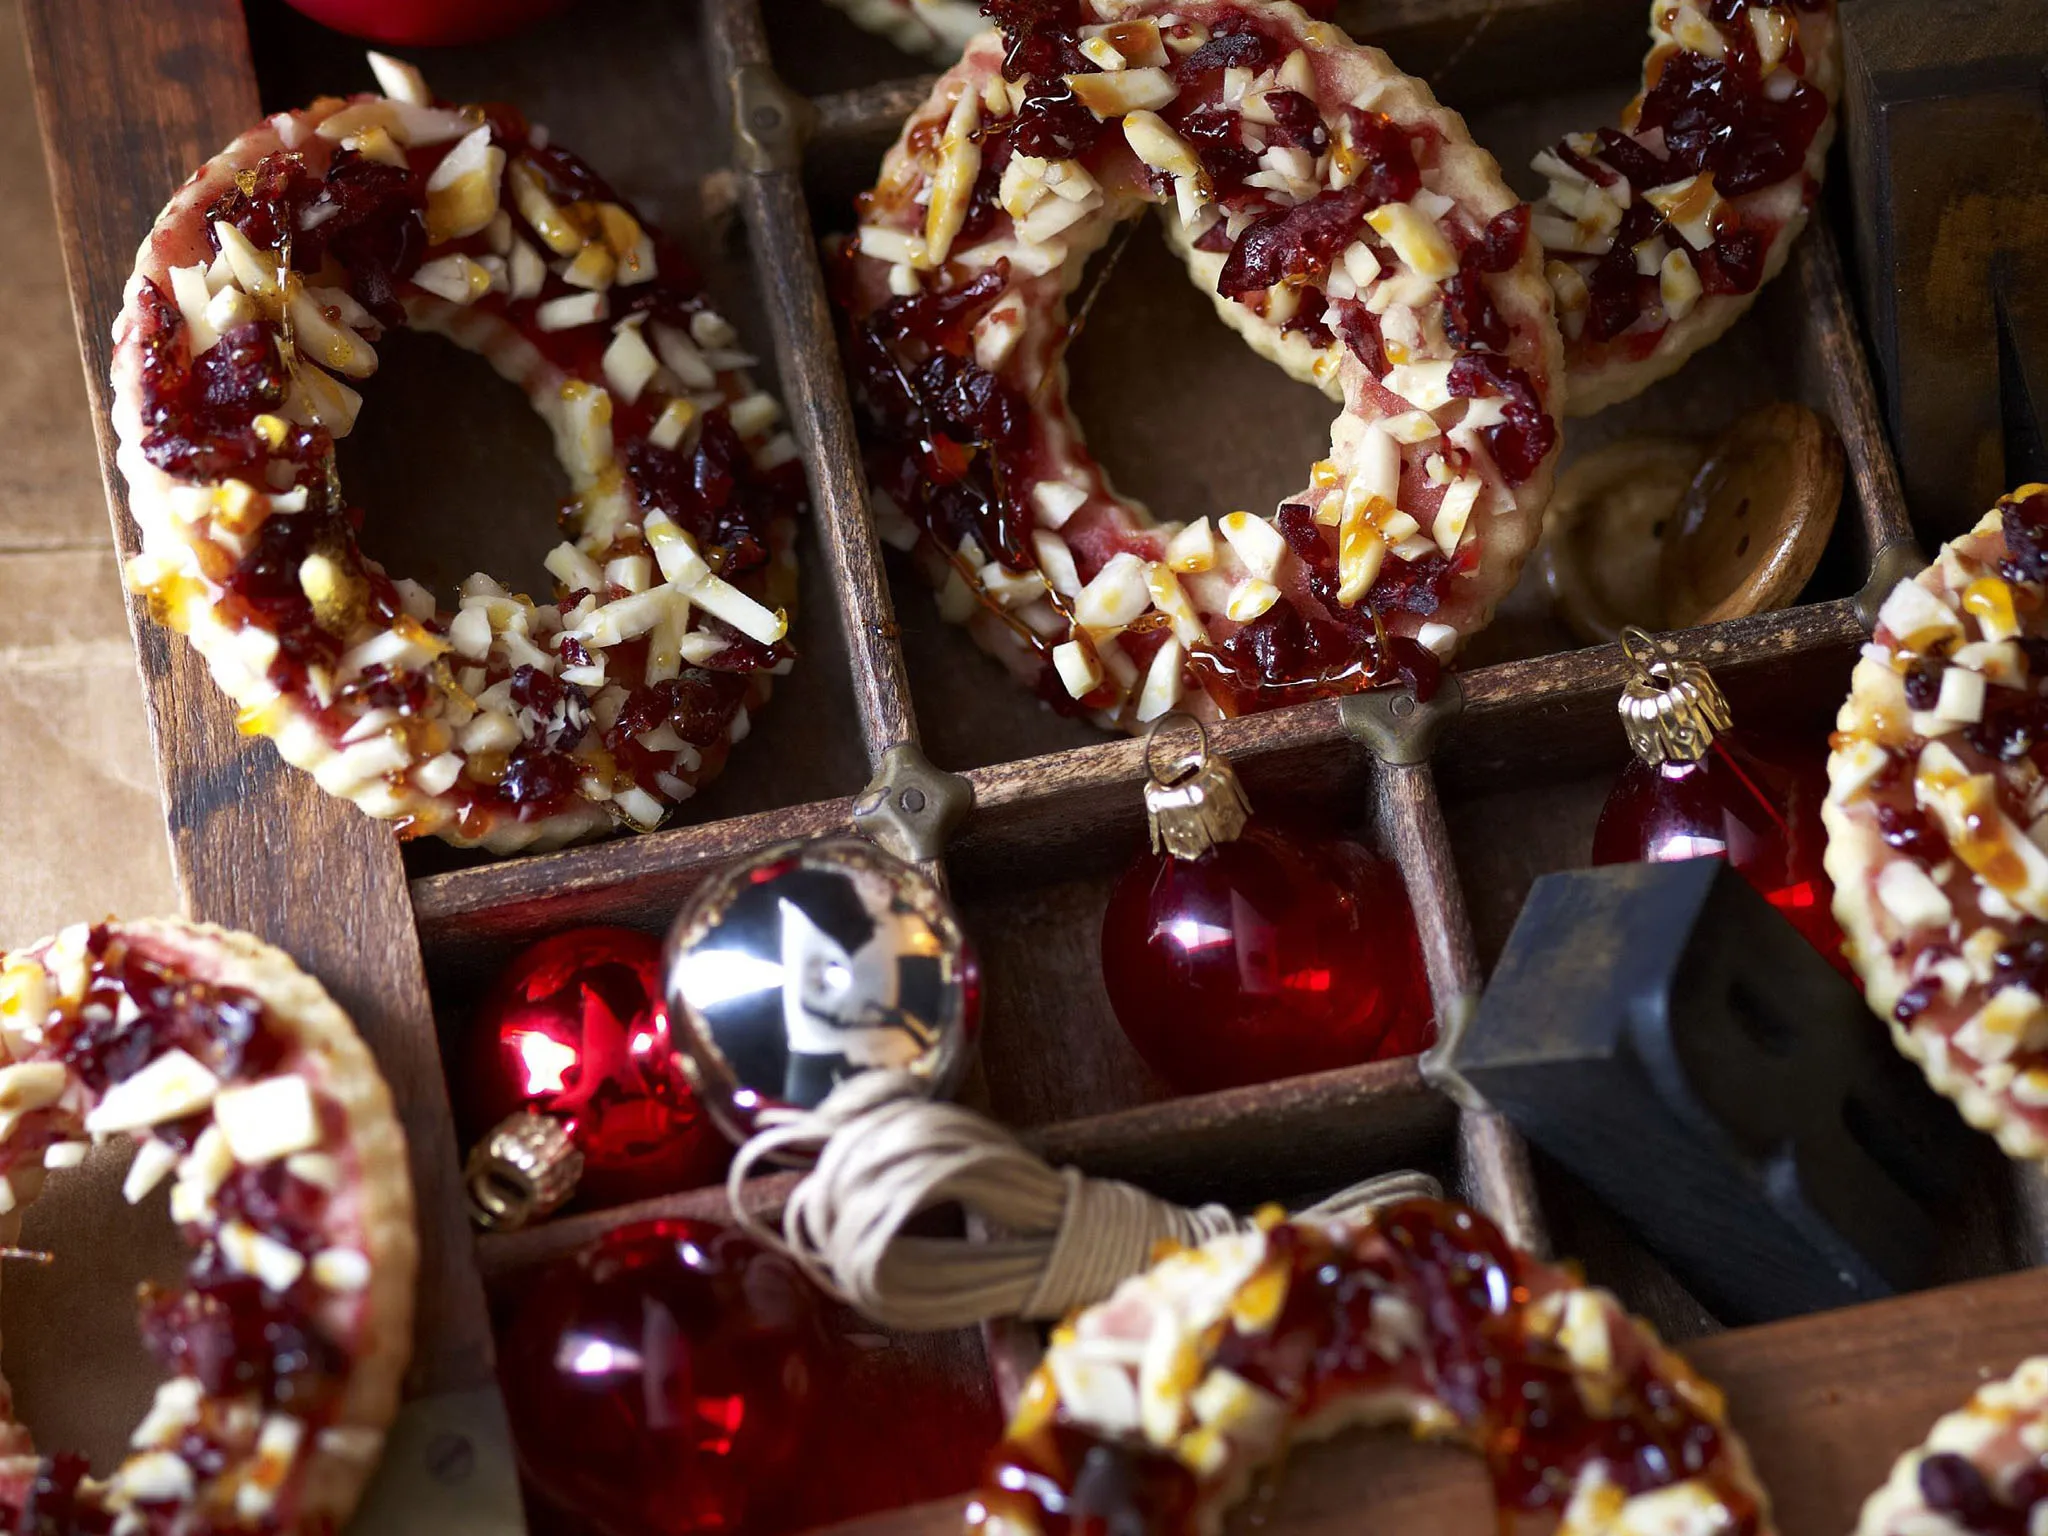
1447;859;1976;1325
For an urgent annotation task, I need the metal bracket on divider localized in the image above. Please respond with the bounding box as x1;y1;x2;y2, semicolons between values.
853;742;975;864
729;62;817;174
1338;672;1465;765
1854;538;1928;631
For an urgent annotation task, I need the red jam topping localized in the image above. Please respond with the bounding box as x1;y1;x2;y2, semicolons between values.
841;5;1555;716
979;1202;1760;1535
135;112;803;831
1560;0;1829;347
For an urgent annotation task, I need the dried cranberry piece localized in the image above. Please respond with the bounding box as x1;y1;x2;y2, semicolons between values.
1893;976;1941;1024
1284;290;1336;349
1582;201;1666;344
206;150;323;254
1918;1454;2004;1528
614;669;750;747
1334;301;1385;370
1697;225;1767;296
1009;83;1108;160
1218;185;1370;298
193;322;288;416
1442;271;1510;353
499;745;582;813
1369;550;1452;617
1463;204;1531;274
626;412;795;572
1875;803;1948;863
1448;353;1557;484
1179;21;1276;74
1173;105;1262;202
1967;691;2048;765
1215;603;1356;690
1344;111;1423;207
2002;489;2048;583
215;1161;331;1250
1996;936;2048;996
694;621;785;674
986;0;1090;80
1262;90;1329;153
521;139;622;208
917;349;1028;448
138;1278;342;1412
509;666;593;752
310;151;427;326
1591;127;1672;193
1634;51;1827;198
340;663;432;716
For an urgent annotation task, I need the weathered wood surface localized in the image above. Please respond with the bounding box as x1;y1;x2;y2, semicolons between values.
18;0;495;1405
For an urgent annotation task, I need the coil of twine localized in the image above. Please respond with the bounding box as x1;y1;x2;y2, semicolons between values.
728;1072;1440;1332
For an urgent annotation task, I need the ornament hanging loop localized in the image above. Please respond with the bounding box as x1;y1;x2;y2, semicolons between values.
1141;713;1250;861
1618;626;1734;768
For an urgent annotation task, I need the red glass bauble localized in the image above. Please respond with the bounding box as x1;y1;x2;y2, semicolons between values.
1592;733;1846;968
502;1219;828;1536
1100;821;1435;1094
280;0;572;46
461;927;729;1207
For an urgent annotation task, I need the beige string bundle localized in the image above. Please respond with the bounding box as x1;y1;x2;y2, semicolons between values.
727;1071;1439;1332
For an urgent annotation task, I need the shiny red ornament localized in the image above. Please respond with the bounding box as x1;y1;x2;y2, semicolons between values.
1594;631;1845;971
1102;821;1435;1094
1594;733;1845;965
461;927;729;1209
280;0;572;46
502;1219;827;1536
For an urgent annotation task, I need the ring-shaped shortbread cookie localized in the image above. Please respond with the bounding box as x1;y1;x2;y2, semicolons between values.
112;55;803;855
0;920;416;1533
968;1200;1772;1536
1530;0;1841;416
1825;486;2048;1163
1856;1356;2048;1534
826;0;1338;63
837;0;1563;728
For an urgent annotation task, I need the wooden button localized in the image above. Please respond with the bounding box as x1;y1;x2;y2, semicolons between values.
1539;437;1707;644
1658;402;1844;629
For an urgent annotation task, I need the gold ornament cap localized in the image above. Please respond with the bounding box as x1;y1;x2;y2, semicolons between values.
1618;626;1733;767
1143;714;1252;861
465;1110;585;1232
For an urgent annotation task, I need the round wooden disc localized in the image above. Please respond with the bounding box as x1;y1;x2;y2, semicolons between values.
1539;438;1707;645
1658;402;1845;629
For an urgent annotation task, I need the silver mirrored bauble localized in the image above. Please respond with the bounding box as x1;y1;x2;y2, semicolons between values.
661;837;977;1143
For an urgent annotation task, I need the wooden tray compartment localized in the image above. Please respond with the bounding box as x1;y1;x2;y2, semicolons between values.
23;0;2048;1531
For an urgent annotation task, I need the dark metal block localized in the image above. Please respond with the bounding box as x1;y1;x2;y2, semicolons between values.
1449;859;1976;1325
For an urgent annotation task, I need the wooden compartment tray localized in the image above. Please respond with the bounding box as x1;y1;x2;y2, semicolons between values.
19;0;2048;1530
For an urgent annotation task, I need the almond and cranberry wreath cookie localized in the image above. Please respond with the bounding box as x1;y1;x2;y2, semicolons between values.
1531;0;1841;416
826;0;1337;62
837;1;1562;728
969;1200;1771;1536
111;54;803;855
1857;1357;2048;1535
0;920;415;1532
1824;486;2048;1162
